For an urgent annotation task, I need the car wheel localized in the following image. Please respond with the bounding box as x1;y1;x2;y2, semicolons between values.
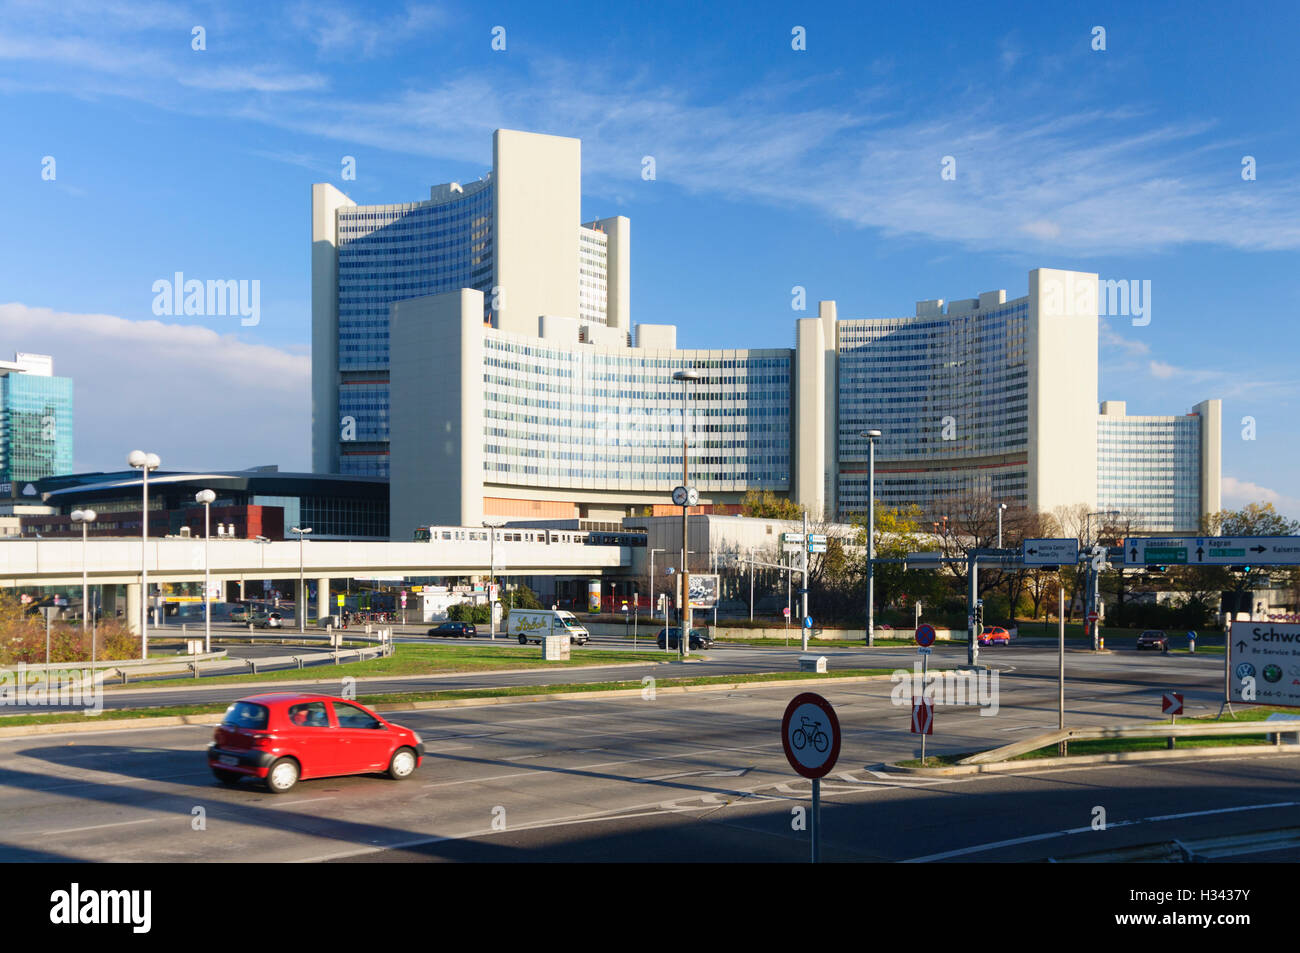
388;747;418;780
212;768;242;785
518;635;527;645
265;758;300;794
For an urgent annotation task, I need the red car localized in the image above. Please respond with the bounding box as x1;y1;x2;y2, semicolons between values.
208;692;425;793
978;626;1012;646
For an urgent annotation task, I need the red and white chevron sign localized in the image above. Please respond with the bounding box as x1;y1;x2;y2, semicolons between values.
1161;692;1184;715
911;697;934;735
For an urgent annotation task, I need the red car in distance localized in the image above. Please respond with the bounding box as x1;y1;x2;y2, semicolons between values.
978;626;1012;646
208;692;425;793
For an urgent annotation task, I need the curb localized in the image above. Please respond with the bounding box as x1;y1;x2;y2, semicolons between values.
97;660;661;696
0;673;896;738
884;743;1300;776
367;673;897;713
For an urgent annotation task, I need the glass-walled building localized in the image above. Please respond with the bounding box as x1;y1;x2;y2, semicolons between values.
837;297;1032;515
0;353;73;484
313;129;630;479
309;128;1221;537
1097;400;1219;532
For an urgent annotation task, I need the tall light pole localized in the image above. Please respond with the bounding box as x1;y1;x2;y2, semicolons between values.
649;547;665;629
290;526;312;632
860;429;882;647
673;370;700;658
196;490;216;652
128;450;160;659
1084;510;1120;649
997;502;1008;549
70;509;96;645
483;520;504;639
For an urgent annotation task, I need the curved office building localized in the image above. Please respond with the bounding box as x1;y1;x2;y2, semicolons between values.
312;130;1221;537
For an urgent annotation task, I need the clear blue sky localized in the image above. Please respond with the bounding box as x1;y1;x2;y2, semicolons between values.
1;0;1297;519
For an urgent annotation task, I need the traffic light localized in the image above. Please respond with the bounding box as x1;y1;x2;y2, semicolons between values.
1229;565;1251;573
1147;565;1167;574
974;600;984;630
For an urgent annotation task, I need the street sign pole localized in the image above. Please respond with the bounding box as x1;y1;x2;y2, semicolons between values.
811;777;821;863
1058;588;1066;756
801;512;809;653
781;693;841;865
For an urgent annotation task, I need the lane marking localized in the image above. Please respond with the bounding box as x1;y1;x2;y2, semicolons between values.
40;817;159;836
903;801;1300;863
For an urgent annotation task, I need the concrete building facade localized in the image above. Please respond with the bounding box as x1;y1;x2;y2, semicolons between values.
312;129;630;478
311;130;1221;539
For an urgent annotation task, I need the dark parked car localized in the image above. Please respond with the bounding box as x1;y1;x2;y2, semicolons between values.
208;693;424;793
428;621;477;639
655;627;714;650
1136;630;1169;651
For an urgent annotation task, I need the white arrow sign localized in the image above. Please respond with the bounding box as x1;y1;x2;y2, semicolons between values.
1022;538;1079;566
1127;536;1300;567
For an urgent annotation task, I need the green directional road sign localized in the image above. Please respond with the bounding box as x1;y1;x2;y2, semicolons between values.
1143;547;1188;564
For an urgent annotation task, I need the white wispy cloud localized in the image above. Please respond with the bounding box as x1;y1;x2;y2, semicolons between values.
1222;476;1300;521
2;5;1297;256
287;1;445;59
0;303;308;473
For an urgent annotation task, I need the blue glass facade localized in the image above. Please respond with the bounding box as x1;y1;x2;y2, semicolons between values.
482;333;792;490
0;372;73;483
1098;414;1202;531
836;302;1030;514
336;183;494;477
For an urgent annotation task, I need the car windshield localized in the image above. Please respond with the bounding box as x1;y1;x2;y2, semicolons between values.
222;701;268;730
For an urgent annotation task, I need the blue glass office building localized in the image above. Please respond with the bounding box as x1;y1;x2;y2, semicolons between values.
0;354;73;484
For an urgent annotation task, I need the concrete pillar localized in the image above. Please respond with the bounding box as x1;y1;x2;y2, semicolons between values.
125;583;141;635
316;577;330;621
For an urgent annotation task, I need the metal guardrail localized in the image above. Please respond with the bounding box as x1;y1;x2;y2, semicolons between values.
961;719;1300;765
1049;826;1300;863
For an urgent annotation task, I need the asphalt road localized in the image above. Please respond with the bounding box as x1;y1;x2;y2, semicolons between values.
1;638;1229;718
0;663;1284;863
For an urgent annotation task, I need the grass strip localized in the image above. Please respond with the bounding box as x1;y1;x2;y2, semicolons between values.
105;644;668;690
0;668;894;727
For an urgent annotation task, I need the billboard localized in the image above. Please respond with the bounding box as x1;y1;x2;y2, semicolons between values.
1229;621;1300;708
688;574;720;609
587;579;601;614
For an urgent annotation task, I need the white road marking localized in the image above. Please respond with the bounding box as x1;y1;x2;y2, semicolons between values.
275;797;337;808
903;801;1300;863
41;817;160;836
997;724;1054;732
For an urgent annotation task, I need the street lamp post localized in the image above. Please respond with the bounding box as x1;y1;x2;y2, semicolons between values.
70;510;97;663
649;548;665;630
860;429;882;647
290;527;312;633
483;520;504;640
128;450;160;659
997;502;1007;549
673;370;700;658
196;490;216;653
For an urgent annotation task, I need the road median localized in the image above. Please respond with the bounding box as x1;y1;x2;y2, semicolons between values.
0;669;895;737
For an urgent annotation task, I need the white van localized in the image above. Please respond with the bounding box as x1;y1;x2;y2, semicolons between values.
507;609;591;646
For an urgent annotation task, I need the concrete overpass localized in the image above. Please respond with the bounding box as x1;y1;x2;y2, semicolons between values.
0;537;629;630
